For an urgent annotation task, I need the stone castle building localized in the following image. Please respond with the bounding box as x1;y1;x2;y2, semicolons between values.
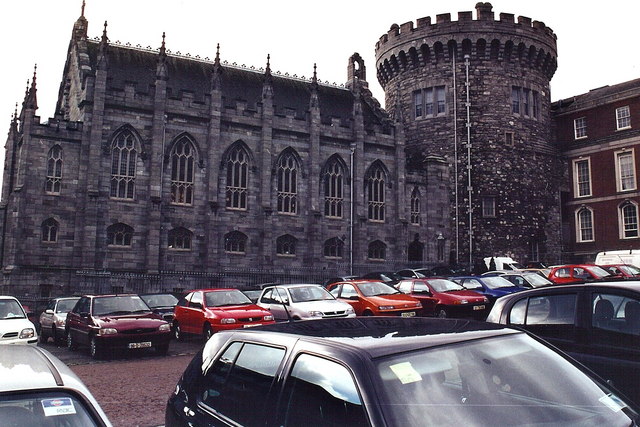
375;2;563;267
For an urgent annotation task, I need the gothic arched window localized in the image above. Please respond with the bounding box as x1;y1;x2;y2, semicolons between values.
276;234;297;256
168;227;192;250
107;223;133;247
323;237;344;258
170;138;195;205
368;240;386;261
276;151;298;214
367;164;386;222
224;231;248;254
110;131;137;199
46;145;63;194
41;218;58;243
410;187;421;225
226;145;249;210
323;157;344;218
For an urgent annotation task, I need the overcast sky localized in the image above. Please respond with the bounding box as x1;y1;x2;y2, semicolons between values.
1;0;639;172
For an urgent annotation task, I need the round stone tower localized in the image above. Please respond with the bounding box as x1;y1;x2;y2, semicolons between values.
375;2;562;267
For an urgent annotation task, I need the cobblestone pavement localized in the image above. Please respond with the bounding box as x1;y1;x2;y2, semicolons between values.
38;337;203;426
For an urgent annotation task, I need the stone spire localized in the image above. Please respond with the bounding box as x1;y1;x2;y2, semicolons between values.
262;54;273;99
211;43;222;90
310;63;319;109
25;65;38;111
97;21;109;70
73;0;88;40
156;32;169;81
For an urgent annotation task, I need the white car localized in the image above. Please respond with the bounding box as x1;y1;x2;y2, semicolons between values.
0;296;38;344
257;284;355;321
39;297;80;344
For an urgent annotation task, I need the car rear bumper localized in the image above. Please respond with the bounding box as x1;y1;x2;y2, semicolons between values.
95;331;171;350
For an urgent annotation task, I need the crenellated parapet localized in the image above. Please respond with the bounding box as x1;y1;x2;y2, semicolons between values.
375;2;558;87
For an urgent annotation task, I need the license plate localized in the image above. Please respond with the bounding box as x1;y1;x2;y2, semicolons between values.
243;324;261;328
128;341;152;349
401;311;416;317
473;305;486;311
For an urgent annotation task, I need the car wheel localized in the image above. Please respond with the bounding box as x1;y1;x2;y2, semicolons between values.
90;336;102;359
173;322;182;341
363;310;374;316
437;308;448;318
66;330;77;351
156;343;169;356
203;324;213;341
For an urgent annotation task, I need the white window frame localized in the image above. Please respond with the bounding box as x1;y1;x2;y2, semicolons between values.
575;207;594;243
616;106;631;130
615;149;637;192
573;158;592;198
619;201;639;239
574;117;587;139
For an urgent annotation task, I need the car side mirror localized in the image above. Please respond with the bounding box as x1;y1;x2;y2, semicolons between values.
348;295;360;301
80;311;89;318
45;309;54;314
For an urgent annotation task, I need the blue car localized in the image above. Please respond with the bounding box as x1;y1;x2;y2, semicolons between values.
451;275;525;303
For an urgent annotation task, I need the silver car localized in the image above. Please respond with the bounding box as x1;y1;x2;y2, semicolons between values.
0;344;112;426
39;297;80;344
257;284;355;321
0;295;38;345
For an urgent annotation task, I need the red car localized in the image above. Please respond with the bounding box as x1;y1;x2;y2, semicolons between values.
327;280;422;317
66;294;172;359
396;278;489;319
547;264;618;284
600;264;640;278
172;288;275;341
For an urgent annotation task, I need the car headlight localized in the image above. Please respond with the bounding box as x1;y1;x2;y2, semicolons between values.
264;315;274;321
379;305;395;310
308;311;324;318
415;302;422;308
55;318;66;327
345;307;355;315
220;318;236;324
159;323;171;332
19;328;35;339
98;328;118;335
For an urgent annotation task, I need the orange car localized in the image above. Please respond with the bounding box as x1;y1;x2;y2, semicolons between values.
327;280;422;317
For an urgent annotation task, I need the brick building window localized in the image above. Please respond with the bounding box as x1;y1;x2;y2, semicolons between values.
414;86;446;118
45;145;62;194
523;88;530;116
224;231;247;254
367;240;386;261
482;196;496;218
170;138;195;205
574;117;587;139
323;157;344;218
276;151;298;214
573;158;592;197
576;208;594;242
226;145;249;210
532;91;540;119
505;132;514;146
110;130;137;199
620;201;639;239
616;106;631;130
413;90;423;118
511;86;520;114
410;187;420;225
41;218;58;243
323;237;344;258
107;223;133;247
616;150;636;192
276;234;297;256
366;164;386;222
168;227;192;250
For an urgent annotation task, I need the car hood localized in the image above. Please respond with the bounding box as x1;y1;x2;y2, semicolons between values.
0;317;36;333
207;304;271;318
434;290;487;302
365;293;419;306
290;300;352;311
93;313;166;328
490;286;523;296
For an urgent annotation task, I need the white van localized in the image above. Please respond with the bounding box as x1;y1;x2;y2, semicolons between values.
484;256;523;271
595;250;640;268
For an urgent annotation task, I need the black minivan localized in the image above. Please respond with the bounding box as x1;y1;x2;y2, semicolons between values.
166;317;639;426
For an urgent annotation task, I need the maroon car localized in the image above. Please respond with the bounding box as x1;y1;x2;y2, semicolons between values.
172;288;275;341
396;278;489;319
65;294;172;359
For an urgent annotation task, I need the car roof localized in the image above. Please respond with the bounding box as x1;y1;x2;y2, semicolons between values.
0;295;20;301
498;280;640;296
185;288;242;293
265;283;323;288
218;317;520;359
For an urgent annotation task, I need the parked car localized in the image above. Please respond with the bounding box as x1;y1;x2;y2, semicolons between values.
600;264;640;278
0;344;112;426
547;264;618;284
173;288;275;341
486;281;640;405
327;280;422;317
66;294;172;359
321;275;359;287
395;278;489;319
395;268;431;279
358;271;403;286
139;292;179;322
485;271;555;288
257;284;355;321
38;296;80;344
165;317;640;427
595;249;640;268
0;295;38;344
451;276;524;303
427;264;470;277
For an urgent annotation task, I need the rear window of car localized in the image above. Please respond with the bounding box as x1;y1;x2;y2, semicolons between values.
508;294;577;325
0;390;103;426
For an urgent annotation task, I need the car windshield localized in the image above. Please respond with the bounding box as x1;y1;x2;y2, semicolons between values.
0;299;26;320
92;295;151;316
428;279;466;293
524;274;553;287
289;286;334;303
205;290;252;307
588;266;614;278
358;281;400;297
140;294;178;309
482;276;516;289
619;265;640;276
0;390;103;426
375;334;638;426
55;298;79;313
